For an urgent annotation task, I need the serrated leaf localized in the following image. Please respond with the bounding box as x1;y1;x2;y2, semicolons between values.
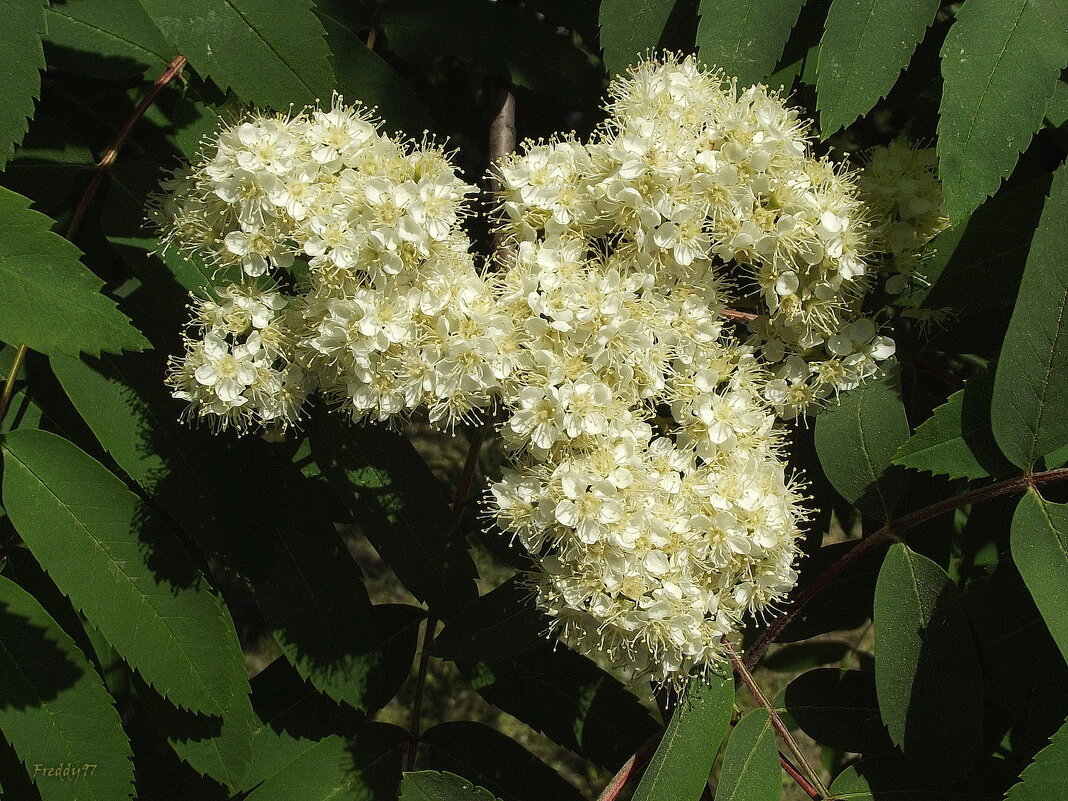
311;415;478;618
814;364;909;521
713;709;778;801
0;574;134;801
461;641;659;771
873;543;983;778
400;772;500;801
423;722;583;801
632;671;733;801
695;0;804;87
1;428;249;717
1048;80;1068;127
893;371;1011;480
1011;491;1068;665
1005;716;1068;801
430;577;547;662
783;668;893;754
937;0;1068;220
50;351;227;556
314;2;432;135
138;680;255;793
0;187;148;357
815;0;939;134
599;0;677;77
242;723;406;801
378;0;599;107
43;0;175;81
0;0;44;169
992;165;1068;469
136;0;335;109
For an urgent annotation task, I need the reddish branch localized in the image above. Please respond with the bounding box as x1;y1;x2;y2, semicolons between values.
745;465;1068;669
0;55;188;424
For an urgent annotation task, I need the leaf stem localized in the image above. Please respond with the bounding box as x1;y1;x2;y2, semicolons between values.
0;54;188;424
725;641;830;799
745;465;1068;669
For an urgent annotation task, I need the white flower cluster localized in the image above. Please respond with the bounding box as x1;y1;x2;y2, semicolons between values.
166;284;307;431
158;100;500;429
157;58;929;687
487;241;805;685
858;139;950;294
495;55;894;419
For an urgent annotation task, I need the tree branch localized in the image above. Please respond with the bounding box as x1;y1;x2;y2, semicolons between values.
745;465;1068;669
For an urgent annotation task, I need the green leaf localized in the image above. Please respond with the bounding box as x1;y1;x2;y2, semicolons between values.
423;722;584;801
400;772;499;801
242;723;406;801
136;0;335;109
814;364;909;521
50;351;227;556
1;428;250;717
1005;716;1068;801
0;0;44;168
378;0;600;107
311;416;478;618
599;0;678;77
873;543;984;778
0;574;134;801
695;0;804;87
460;641;659;771
431;577;547;662
1047;80;1068;127
937;0;1068;220
0;187;148;357
815;0;939;134
893;371;1011;480
364;604;426;713
783;668;893;754
314;2;433;135
632;671;734;801
1011;491;1068;665
992;165;1068;469
43;0;175;81
713;709;778;801
137;680;255;794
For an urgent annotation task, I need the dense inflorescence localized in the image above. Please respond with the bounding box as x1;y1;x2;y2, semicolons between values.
157;56;940;688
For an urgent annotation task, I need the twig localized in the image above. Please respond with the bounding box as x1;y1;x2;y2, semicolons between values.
726;641;830;799
781;753;824;800
595;735;661;801
0;55;188;424
745;466;1068;669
